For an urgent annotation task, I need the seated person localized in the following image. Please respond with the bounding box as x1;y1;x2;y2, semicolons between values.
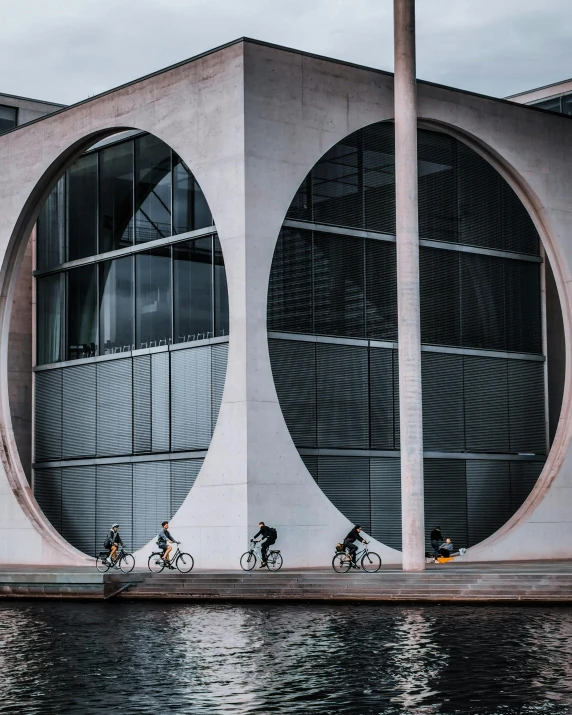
252;522;277;568
438;538;454;558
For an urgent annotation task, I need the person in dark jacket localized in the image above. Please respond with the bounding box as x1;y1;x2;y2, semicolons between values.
157;521;178;568
430;526;443;559
252;522;277;568
343;525;368;569
104;523;123;564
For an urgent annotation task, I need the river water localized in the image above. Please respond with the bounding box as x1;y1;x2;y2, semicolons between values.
1;602;572;714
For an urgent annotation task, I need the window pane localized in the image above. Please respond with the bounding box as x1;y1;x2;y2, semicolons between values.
68;154;97;261
135;135;171;244
532;96;562;113
99;257;133;355
67;265;97;360
37;178;65;270
0;105;17;133
37;275;62;365
135;247;171;348
173;238;212;343
99;141;133;252
214;236;229;337
173;154;212;234
562;95;572;116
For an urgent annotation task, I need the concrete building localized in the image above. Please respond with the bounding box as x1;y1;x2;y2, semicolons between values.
0;39;571;569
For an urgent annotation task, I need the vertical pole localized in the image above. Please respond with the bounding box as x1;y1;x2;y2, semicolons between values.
394;0;425;571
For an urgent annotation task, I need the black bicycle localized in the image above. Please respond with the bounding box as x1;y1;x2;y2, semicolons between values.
148;542;194;573
332;542;381;573
96;547;135;573
240;539;283;571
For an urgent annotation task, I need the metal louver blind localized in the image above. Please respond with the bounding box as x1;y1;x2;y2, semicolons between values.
370;457;401;549
464;356;509;453
318;456;370;532
365;240;397;341
133;461;170;550
393;352;400;450
62;365;96;459
362;122;395;234
369;347;395;450
317;343;369;449
61;465;96;555
267;228;313;333
422;352;464;451
424;459;468;550
313;232;365;338
508;361;546;454
34;468;62;532
504;260;542;354
171;459;203;516
133;355;151;454
466;460;511;547
420;246;460;347
96;464;133;551
301;455;318;483
151;352;170;453
461;252;506;352
269;339;317;448
501;181;539;255
34;370;62;461
211;342;228;434
418;130;457;244
457;142;503;250
510;461;543;512
171;346;212;451
96;359;133;457
312;136;363;229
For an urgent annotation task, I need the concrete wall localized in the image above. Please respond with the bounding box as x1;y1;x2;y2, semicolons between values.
0;40;572;566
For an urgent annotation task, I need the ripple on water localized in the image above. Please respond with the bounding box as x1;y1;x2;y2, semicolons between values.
0;602;572;714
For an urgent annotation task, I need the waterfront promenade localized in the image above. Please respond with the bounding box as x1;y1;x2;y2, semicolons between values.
2;561;572;603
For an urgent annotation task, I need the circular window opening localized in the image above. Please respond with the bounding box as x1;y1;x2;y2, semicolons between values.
25;130;229;556
267;121;562;552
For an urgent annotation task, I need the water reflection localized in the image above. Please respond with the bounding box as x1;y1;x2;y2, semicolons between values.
1;603;572;714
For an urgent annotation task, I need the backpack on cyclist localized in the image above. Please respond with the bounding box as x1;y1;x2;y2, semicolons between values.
268;527;278;540
103;536;112;549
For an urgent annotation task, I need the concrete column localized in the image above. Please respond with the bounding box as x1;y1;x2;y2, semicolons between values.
394;0;425;571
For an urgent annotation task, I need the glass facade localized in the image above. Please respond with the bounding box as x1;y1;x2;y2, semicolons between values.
35;132;224;365
268;122;547;550
532;94;572;115
33;132;228;556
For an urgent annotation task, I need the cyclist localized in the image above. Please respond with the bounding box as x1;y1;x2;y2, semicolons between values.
104;523;123;565
343;524;368;569
252;521;277;568
157;521;177;569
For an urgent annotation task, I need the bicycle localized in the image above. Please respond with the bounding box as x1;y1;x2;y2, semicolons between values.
148;542;194;573
332;542;381;573
240;539;283;571
95;547;135;573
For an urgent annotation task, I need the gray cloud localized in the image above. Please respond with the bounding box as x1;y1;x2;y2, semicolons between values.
0;0;570;105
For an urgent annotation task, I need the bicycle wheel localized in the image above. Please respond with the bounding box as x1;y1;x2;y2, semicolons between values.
332;553;351;573
267;551;283;572
120;553;135;574
240;551;257;571
96;554;110;573
176;552;194;573
361;551;382;573
148;552;165;573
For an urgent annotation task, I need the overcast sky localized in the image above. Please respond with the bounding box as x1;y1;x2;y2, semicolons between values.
1;0;571;105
